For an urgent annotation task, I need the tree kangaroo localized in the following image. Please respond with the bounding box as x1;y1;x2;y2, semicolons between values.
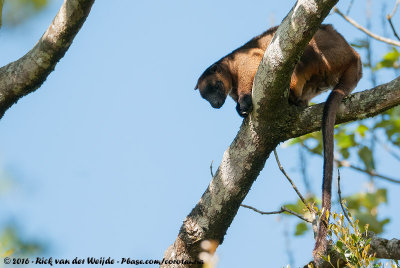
194;24;362;263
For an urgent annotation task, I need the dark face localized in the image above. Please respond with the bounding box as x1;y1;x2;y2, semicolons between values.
195;64;230;109
199;80;227;108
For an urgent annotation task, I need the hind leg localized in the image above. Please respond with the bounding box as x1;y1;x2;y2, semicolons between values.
289;70;308;107
335;57;362;95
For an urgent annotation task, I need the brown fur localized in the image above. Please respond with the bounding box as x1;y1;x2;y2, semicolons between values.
195;24;362;266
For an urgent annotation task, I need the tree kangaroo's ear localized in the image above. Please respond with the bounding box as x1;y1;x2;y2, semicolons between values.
210;64;218;73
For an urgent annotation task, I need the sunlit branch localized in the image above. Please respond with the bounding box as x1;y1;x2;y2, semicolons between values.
333;7;400;47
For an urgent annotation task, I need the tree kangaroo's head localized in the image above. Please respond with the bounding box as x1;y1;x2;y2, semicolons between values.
195;63;232;109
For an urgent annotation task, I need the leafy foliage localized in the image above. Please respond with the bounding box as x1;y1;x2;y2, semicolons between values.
0;226;43;263
323;208;398;268
282;196;317;236
374;48;400;71
327;211;375;267
374;106;400;147
1;0;49;27
284;188;388;238
345;189;389;234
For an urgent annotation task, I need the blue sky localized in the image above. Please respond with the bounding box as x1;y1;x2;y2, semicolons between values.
0;0;399;267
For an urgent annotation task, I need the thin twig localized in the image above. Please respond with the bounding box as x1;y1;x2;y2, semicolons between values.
386;0;400;41
388;0;400;19
333;7;400;47
273;149;313;213
365;1;377;88
281;206;313;223
301;144;400;184
375;135;400;161
210;160;214;177
338;160;400;184
387;18;400;42
337;170;351;223
240;204;313;223
377;139;400;162
240;204;283;215
346;0;355;15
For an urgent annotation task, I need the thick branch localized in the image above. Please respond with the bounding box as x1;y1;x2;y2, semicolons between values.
370;235;400;260
305;234;400;268
252;1;338;122
0;0;95;118
289;76;400;139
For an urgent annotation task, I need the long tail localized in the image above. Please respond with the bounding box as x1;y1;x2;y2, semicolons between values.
312;87;345;262
312;49;362;267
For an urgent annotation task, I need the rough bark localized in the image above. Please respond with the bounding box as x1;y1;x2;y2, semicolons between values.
0;0;95;118
370;235;400;260
162;0;400;267
290;76;400;139
304;233;400;268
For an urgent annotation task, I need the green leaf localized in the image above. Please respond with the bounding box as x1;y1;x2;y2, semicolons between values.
336;132;356;149
283;197;315;215
354;213;389;234
383;47;400;61
294;222;309;236
358;146;375;171
336;240;344;253
339;148;350;159
374;120;389;129
285;137;302;146
374;47;400;70
375;188;388;204
356;125;369;138
343;189;389;234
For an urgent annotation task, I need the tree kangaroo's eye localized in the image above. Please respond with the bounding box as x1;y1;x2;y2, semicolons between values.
215;80;224;89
